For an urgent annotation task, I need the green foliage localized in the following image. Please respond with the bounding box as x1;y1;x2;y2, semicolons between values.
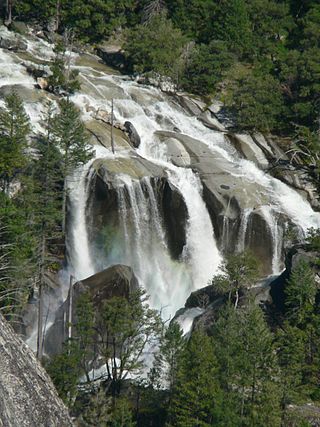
181;41;235;95
245;0;292;58
74;292;95;381
124;14;187;83
53;99;92;175
168;330;222;426
46;339;83;405
48;40;80;95
306;228;320;252
14;0;136;42
285;260;317;326
276;322;307;409
213;303;281;426
167;0;218;43
226;69;284;131
109;398;135;427
213;0;252;57
214;250;260;306
0;92;30;191
149;321;185;391
78;390;135;427
96;289;162;394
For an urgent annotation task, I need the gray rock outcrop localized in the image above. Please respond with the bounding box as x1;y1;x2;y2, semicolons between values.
45;265;139;356
155;130;278;273
87;157;188;262
0;314;73;427
124;121;141;148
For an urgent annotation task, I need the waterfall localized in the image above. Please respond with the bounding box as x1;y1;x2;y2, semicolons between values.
167;168;222;286
66;165;96;283
115;176;189;316
260;206;283;275
237;208;253;253
4;30;320;322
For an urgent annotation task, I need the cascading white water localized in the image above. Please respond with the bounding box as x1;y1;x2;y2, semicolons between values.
66;145;110;285
2;30;320;322
237;208;253;253
68;70;320;315
166;168;222;286
67;166;96;282
260;205;283;274
114;176;190;315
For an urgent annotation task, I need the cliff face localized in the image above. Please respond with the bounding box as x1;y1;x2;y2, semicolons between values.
0;314;73;427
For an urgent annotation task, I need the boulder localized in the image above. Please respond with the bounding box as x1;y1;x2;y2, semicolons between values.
96;43;127;70
175;93;203;116
87;158;188;262
227;133;269;169
270;245;320;313
8;21;29;35
154;130;282;273
0;313;73;426
163;137;191;167
85;119;131;152
45;265;139;356
208;100;224;115
135;74;177;93
198;110;226;132
162;180;188;259
92;154;166;184
124;121;141;148
185;283;225;309
26;64;47;79
37;77;49;90
0;32;27;51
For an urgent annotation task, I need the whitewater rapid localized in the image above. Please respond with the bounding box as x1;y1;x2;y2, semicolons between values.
2;30;320;320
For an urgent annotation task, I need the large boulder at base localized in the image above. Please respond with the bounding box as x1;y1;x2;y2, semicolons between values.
163;137;191;167
0;313;73;427
0;34;27;51
182;277;273;334
174;93;204;116
44;265;138;356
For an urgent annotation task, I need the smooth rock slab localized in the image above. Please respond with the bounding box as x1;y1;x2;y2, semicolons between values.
0;313;73;427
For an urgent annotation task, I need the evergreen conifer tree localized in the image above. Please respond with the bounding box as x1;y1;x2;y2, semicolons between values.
51;99;93;231
0;92;30;192
168;330;222;427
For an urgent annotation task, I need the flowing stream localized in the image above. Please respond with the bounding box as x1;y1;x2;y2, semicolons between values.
1;29;320;322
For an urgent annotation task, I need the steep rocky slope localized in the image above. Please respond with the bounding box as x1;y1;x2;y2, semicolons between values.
0;314;73;427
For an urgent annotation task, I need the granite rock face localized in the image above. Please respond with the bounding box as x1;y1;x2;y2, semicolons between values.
0;314;73;427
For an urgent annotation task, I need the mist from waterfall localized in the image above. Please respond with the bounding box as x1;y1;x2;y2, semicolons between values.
114;176;191;315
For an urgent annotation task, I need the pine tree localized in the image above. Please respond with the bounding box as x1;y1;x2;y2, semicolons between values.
276;321;306;420
213;303;281;426
51;99;93;232
74;291;95;382
96;289;162;396
285;260;317;327
214;250;260;308
149;321;185;392
48;37;80;95
0;92;30;192
168;330;222;427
